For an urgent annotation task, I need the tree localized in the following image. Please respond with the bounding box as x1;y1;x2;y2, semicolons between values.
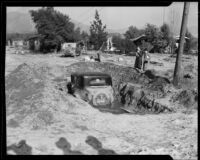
73;27;82;41
184;28;197;54
112;35;136;54
89;10;108;50
81;31;89;41
145;23;168;53
124;26;145;39
160;23;172;45
30;7;76;53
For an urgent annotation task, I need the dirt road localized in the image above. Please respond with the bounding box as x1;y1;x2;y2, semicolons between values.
5;49;198;159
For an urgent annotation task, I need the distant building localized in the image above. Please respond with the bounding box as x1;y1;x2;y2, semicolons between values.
27;35;42;51
61;43;77;50
12;40;24;47
174;35;190;48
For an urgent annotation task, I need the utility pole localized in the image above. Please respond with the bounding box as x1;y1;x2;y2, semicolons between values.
173;2;190;86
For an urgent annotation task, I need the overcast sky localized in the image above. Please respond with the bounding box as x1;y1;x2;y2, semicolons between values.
7;2;198;30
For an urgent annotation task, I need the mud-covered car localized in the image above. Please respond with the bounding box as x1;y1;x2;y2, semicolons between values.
67;72;114;107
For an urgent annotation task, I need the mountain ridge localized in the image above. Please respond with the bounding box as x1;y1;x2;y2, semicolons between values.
6;11;198;38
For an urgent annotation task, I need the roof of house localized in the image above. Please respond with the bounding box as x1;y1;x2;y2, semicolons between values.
27;34;43;40
174;35;190;40
130;34;147;42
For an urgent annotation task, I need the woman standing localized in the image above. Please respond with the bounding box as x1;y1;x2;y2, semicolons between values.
134;46;143;72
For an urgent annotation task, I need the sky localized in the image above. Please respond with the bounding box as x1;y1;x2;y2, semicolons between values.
7;2;198;31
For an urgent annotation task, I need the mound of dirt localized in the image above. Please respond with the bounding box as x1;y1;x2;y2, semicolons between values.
145;76;171;98
6;63;68;129
65;62;172;99
6;63;45;122
6;63;102;130
64;62;171;98
64;62;150;88
170;89;198;109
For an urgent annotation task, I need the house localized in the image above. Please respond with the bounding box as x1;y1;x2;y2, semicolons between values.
12;40;24;47
27;35;42;51
174;35;190;48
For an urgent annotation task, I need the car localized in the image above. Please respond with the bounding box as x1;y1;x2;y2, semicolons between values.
67;72;114;107
64;47;80;57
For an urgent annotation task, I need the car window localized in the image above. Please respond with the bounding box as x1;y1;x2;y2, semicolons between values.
89;78;109;86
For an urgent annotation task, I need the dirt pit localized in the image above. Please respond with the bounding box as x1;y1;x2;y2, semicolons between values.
64;62;173;98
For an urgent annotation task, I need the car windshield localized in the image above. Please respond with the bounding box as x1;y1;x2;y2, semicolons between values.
88;78;110;86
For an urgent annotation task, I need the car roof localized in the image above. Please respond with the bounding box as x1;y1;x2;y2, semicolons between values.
71;72;111;77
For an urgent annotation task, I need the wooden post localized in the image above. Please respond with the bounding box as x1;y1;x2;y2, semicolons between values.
173;2;190;86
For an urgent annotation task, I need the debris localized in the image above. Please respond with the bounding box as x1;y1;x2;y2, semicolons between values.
145;76;171;98
170;89;198;108
184;73;193;79
118;82;173;114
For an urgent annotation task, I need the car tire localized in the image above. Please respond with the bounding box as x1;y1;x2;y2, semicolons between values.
67;82;74;94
